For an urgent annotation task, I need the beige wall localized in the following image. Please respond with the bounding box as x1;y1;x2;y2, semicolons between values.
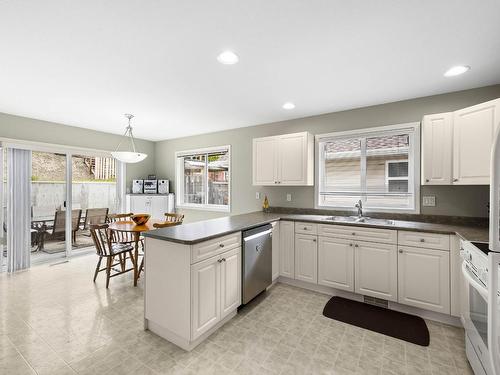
0;112;155;187
155;85;500;222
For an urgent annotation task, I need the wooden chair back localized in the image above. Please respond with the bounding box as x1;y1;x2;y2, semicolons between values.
164;213;184;223
89;224;112;256
107;213;134;243
153;221;182;229
83;208;109;230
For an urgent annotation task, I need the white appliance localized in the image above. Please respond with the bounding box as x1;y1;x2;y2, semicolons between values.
158;179;169;194
132;179;143;194
143;180;158;194
126;193;175;219
462;125;500;375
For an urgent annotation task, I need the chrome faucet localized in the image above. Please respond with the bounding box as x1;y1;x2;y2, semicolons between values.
355;199;363;218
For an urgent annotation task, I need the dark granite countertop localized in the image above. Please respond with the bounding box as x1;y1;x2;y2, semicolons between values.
143;211;489;244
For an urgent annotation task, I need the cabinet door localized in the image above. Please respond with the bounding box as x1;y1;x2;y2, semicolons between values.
191;256;220;340
151;196;168;219
277;132;311;185
453;99;500;184
279;221;295;278
294;234;318;284
220;248;241;319
271;221;280;281
355;241;398;302
318;237;354;292
422;112;453;185
253;137;278;185
130;196;149;214
398;246;450;314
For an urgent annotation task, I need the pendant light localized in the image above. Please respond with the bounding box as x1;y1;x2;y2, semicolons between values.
111;114;148;163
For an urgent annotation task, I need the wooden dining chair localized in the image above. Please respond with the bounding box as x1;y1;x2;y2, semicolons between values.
90;224;135;288
107;213;135;245
164;213;184;223
137;220;182;276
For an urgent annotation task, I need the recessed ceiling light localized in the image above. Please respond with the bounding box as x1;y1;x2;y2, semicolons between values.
444;65;470;77
282;102;295;110
217;51;239;65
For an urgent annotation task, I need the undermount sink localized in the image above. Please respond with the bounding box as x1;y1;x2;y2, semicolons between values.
323;216;395;226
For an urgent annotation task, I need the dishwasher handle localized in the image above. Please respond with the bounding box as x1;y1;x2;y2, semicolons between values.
243;228;273;242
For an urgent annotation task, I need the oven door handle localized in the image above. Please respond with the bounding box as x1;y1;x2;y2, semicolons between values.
462;262;488;299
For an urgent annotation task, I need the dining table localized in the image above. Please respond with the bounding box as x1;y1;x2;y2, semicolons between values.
107;219;163;286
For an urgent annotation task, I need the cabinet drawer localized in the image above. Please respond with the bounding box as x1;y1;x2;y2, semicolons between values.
295;222;318;235
191;232;241;264
398;231;450;251
318;224;397;244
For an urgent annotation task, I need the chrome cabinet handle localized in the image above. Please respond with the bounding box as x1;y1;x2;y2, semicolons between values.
352;232;356;236
349;243;353;247
312;239;316;242
217;259;223;263
399;249;403;253
354;244;358;248
453;178;459;182
303;227;307;230
425;179;430;182
420;239;425;242
222;258;226;262
219;243;225;248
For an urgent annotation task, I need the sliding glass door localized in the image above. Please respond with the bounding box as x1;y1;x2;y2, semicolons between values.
30;151;68;264
0;142;124;272
70;154;118;256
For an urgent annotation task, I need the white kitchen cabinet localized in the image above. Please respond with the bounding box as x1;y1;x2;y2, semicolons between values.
220;248;241;319
398;246;450;314
354;241;398;302
453;99;500;184
294;234;318;284
271;221;280;281
253;137;277;185
191;255;220;340
279;221;295;278
318;236;354;292
191;247;241;340
421;112;453;185
253;132;313;186
126;194;170;219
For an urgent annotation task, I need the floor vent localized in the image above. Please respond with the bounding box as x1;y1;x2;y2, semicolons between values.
363;296;388;309
50;260;69;266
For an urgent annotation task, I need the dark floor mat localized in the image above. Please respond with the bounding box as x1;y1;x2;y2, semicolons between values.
323;296;429;346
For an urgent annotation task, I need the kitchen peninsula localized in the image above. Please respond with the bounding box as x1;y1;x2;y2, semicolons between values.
142;211;487;351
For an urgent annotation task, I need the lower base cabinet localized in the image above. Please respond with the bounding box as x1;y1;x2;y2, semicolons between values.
294;234;318;283
318;237;354;291
191;247;241;340
354;241;398;302
398;246;450;314
271;221;280;281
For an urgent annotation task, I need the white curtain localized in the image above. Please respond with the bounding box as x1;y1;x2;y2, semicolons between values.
7;148;32;272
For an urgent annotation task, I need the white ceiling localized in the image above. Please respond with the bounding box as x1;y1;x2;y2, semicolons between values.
1;1;499;141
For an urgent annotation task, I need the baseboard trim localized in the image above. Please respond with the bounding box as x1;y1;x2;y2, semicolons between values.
277;276;462;327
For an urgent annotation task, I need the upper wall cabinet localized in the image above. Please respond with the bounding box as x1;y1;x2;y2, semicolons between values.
453;99;500;185
253;132;314;186
421;98;500;185
421;112;453;185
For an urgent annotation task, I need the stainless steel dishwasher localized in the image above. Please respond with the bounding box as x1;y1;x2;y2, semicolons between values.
242;224;273;304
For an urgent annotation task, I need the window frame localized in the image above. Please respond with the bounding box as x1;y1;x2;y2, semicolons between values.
385;159;409;192
175;145;231;212
314;123;420;214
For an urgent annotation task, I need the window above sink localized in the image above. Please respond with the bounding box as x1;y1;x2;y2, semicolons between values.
316;123;420;214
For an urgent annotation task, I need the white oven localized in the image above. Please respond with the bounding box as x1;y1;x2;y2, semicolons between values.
461;240;500;375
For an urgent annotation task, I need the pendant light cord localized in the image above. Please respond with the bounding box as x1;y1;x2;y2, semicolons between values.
114;114;138;153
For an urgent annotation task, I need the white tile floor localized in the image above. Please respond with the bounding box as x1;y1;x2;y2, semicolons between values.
0;254;473;375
